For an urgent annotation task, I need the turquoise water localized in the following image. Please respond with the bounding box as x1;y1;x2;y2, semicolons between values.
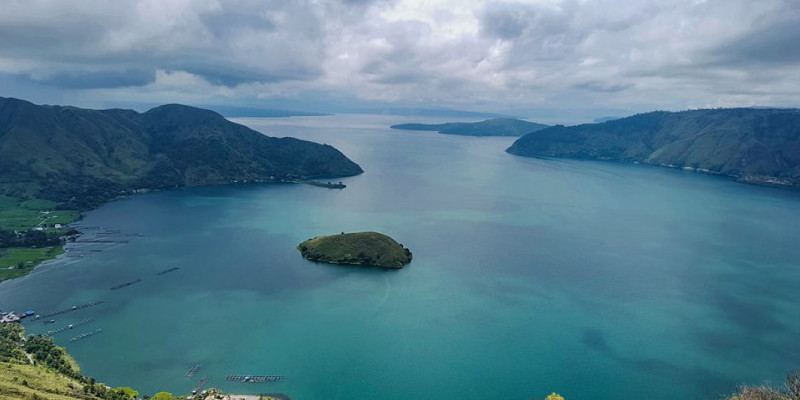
1;114;799;399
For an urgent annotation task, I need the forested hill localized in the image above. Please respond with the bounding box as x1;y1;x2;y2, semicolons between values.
391;118;548;136
507;108;800;188
0;97;363;208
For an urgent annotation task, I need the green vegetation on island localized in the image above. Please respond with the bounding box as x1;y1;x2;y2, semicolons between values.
506;108;800;188
0;97;363;210
297;232;412;269
391;118;548;137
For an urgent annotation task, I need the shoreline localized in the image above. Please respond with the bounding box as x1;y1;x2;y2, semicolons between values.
508;152;800;190
203;392;291;400
0;175;358;283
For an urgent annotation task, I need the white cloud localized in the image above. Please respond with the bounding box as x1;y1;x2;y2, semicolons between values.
0;0;798;120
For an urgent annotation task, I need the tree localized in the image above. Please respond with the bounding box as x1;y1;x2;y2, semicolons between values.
152;392;173;400
787;369;800;400
546;393;565;400
725;369;800;400
728;386;785;400
115;386;140;398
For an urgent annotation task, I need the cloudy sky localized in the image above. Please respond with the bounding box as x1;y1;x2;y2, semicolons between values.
1;0;798;123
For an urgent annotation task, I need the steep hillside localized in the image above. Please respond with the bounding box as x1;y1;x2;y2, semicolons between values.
0;323;135;400
0;97;363;208
391;118;548;136
507;108;800;188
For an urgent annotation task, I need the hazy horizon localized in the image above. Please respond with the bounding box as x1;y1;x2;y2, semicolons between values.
1;0;799;124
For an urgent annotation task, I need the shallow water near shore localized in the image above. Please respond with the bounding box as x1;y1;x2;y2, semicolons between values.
1;114;799;400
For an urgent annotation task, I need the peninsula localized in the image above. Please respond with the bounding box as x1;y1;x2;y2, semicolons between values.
297;232;413;269
0;97;363;209
391;118;548;137
507;108;800;189
0;97;363;280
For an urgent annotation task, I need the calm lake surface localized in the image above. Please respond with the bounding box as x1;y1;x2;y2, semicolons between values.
1;114;799;400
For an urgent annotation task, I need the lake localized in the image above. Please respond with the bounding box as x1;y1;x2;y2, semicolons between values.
1;114;799;400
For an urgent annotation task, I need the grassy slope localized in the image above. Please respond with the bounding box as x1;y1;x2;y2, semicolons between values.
0;324;137;400
298;231;412;269
0;362;90;400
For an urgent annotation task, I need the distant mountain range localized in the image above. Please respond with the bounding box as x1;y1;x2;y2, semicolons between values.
0;97;362;208
593;116;621;123
357;107;515;119
391;118;549;137
110;100;515;119
199;105;329;118
507;108;800;188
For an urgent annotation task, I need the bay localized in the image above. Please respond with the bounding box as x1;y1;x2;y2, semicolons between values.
1;114;799;400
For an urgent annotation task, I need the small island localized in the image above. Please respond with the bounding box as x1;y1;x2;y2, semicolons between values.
297;232;412;269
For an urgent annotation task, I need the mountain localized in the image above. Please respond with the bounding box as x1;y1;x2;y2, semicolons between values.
198;104;329;118
391;118;549;137
507;108;800;188
354;107;515;119
593;116;621;123
0;97;363;208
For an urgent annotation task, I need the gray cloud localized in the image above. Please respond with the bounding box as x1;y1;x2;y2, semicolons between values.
708;18;800;66
481;8;529;39
573;81;634;93
0;0;797;120
0;0;327;89
27;69;155;89
481;2;584;62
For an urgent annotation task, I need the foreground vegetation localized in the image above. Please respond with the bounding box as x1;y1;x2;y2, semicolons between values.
0;195;79;282
0;323;141;400
3;322;799;400
726;371;800;400
1;324;286;400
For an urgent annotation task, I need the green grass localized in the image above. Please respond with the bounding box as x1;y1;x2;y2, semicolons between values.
0;324;142;400
0;195;79;231
18;198;58;211
0;362;90;400
0;195;78;282
298;231;413;269
0;247;65;281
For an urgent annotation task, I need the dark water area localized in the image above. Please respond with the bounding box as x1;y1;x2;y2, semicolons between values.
1;114;799;399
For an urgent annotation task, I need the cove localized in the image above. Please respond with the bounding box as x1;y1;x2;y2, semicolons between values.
1;114;799;400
